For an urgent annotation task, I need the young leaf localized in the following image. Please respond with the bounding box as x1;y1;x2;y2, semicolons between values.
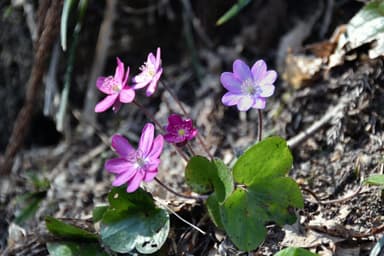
47;241;108;256
233;136;293;186
274;247;318;256
364;174;384;186
45;216;98;241
216;0;252;26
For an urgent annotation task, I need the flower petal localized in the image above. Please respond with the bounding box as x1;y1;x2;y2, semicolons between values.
237;96;253;111
126;170;145;192
95;94;118;112
147;135;164;159
148;53;156;65
155;47;161;68
139;123;154;156
145;69;162;96
252;97;266;109
132;80;149;89
259;85;275;97
222;92;242;106
123;66;130;86
168;114;183;126
119;88;135;103
111;134;135;157
251;60;267;81
105;158;133;174
233;59;252;81
143;169;158;182
220;72;242;93
96;76;113;94
260;70;277;86
112;168;137;187
164;133;184;144
114;57;125;83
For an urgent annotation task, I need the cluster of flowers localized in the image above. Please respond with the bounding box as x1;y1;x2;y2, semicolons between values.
95;48;277;193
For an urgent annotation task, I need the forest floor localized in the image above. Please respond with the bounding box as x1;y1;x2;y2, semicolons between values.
0;0;383;255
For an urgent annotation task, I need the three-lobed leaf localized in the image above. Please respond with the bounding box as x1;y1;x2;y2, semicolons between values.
220;136;303;251
100;187;170;254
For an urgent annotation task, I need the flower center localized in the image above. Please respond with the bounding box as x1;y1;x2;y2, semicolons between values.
140;62;156;78
178;129;186;136
136;157;146;168
241;79;261;96
105;76;122;93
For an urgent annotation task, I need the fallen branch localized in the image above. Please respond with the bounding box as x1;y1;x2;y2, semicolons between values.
287;97;347;148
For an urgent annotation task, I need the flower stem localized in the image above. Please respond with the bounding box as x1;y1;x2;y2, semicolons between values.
133;99;189;162
160;80;214;160
257;109;263;142
154;177;208;201
186;142;196;157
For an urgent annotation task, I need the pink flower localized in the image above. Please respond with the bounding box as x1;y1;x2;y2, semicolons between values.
133;47;163;96
105;123;164;193
164;114;198;146
95;58;135;113
221;59;276;111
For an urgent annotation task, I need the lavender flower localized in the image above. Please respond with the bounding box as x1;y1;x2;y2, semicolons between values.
221;59;276;111
133;47;163;96
164;114;198;146
95;58;135;113
105;123;164;193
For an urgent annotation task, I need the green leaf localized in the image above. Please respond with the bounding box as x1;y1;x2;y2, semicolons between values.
15;191;46;225
216;0;252;26
60;0;75;51
274;247;318;256
100;207;169;254
233;136;293;186
337;0;384;58
92;205;108;223
206;193;224;228
185;156;217;194
221;178;303;251
108;186;155;212
218;137;303;251
364;174;384;186
47;241;108;256
212;159;234;202
45;216;98;241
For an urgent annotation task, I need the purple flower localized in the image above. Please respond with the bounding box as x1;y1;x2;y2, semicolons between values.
95;57;135;113
133;47;163;96
105;123;164;193
164;114;198;146
220;59;277;111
